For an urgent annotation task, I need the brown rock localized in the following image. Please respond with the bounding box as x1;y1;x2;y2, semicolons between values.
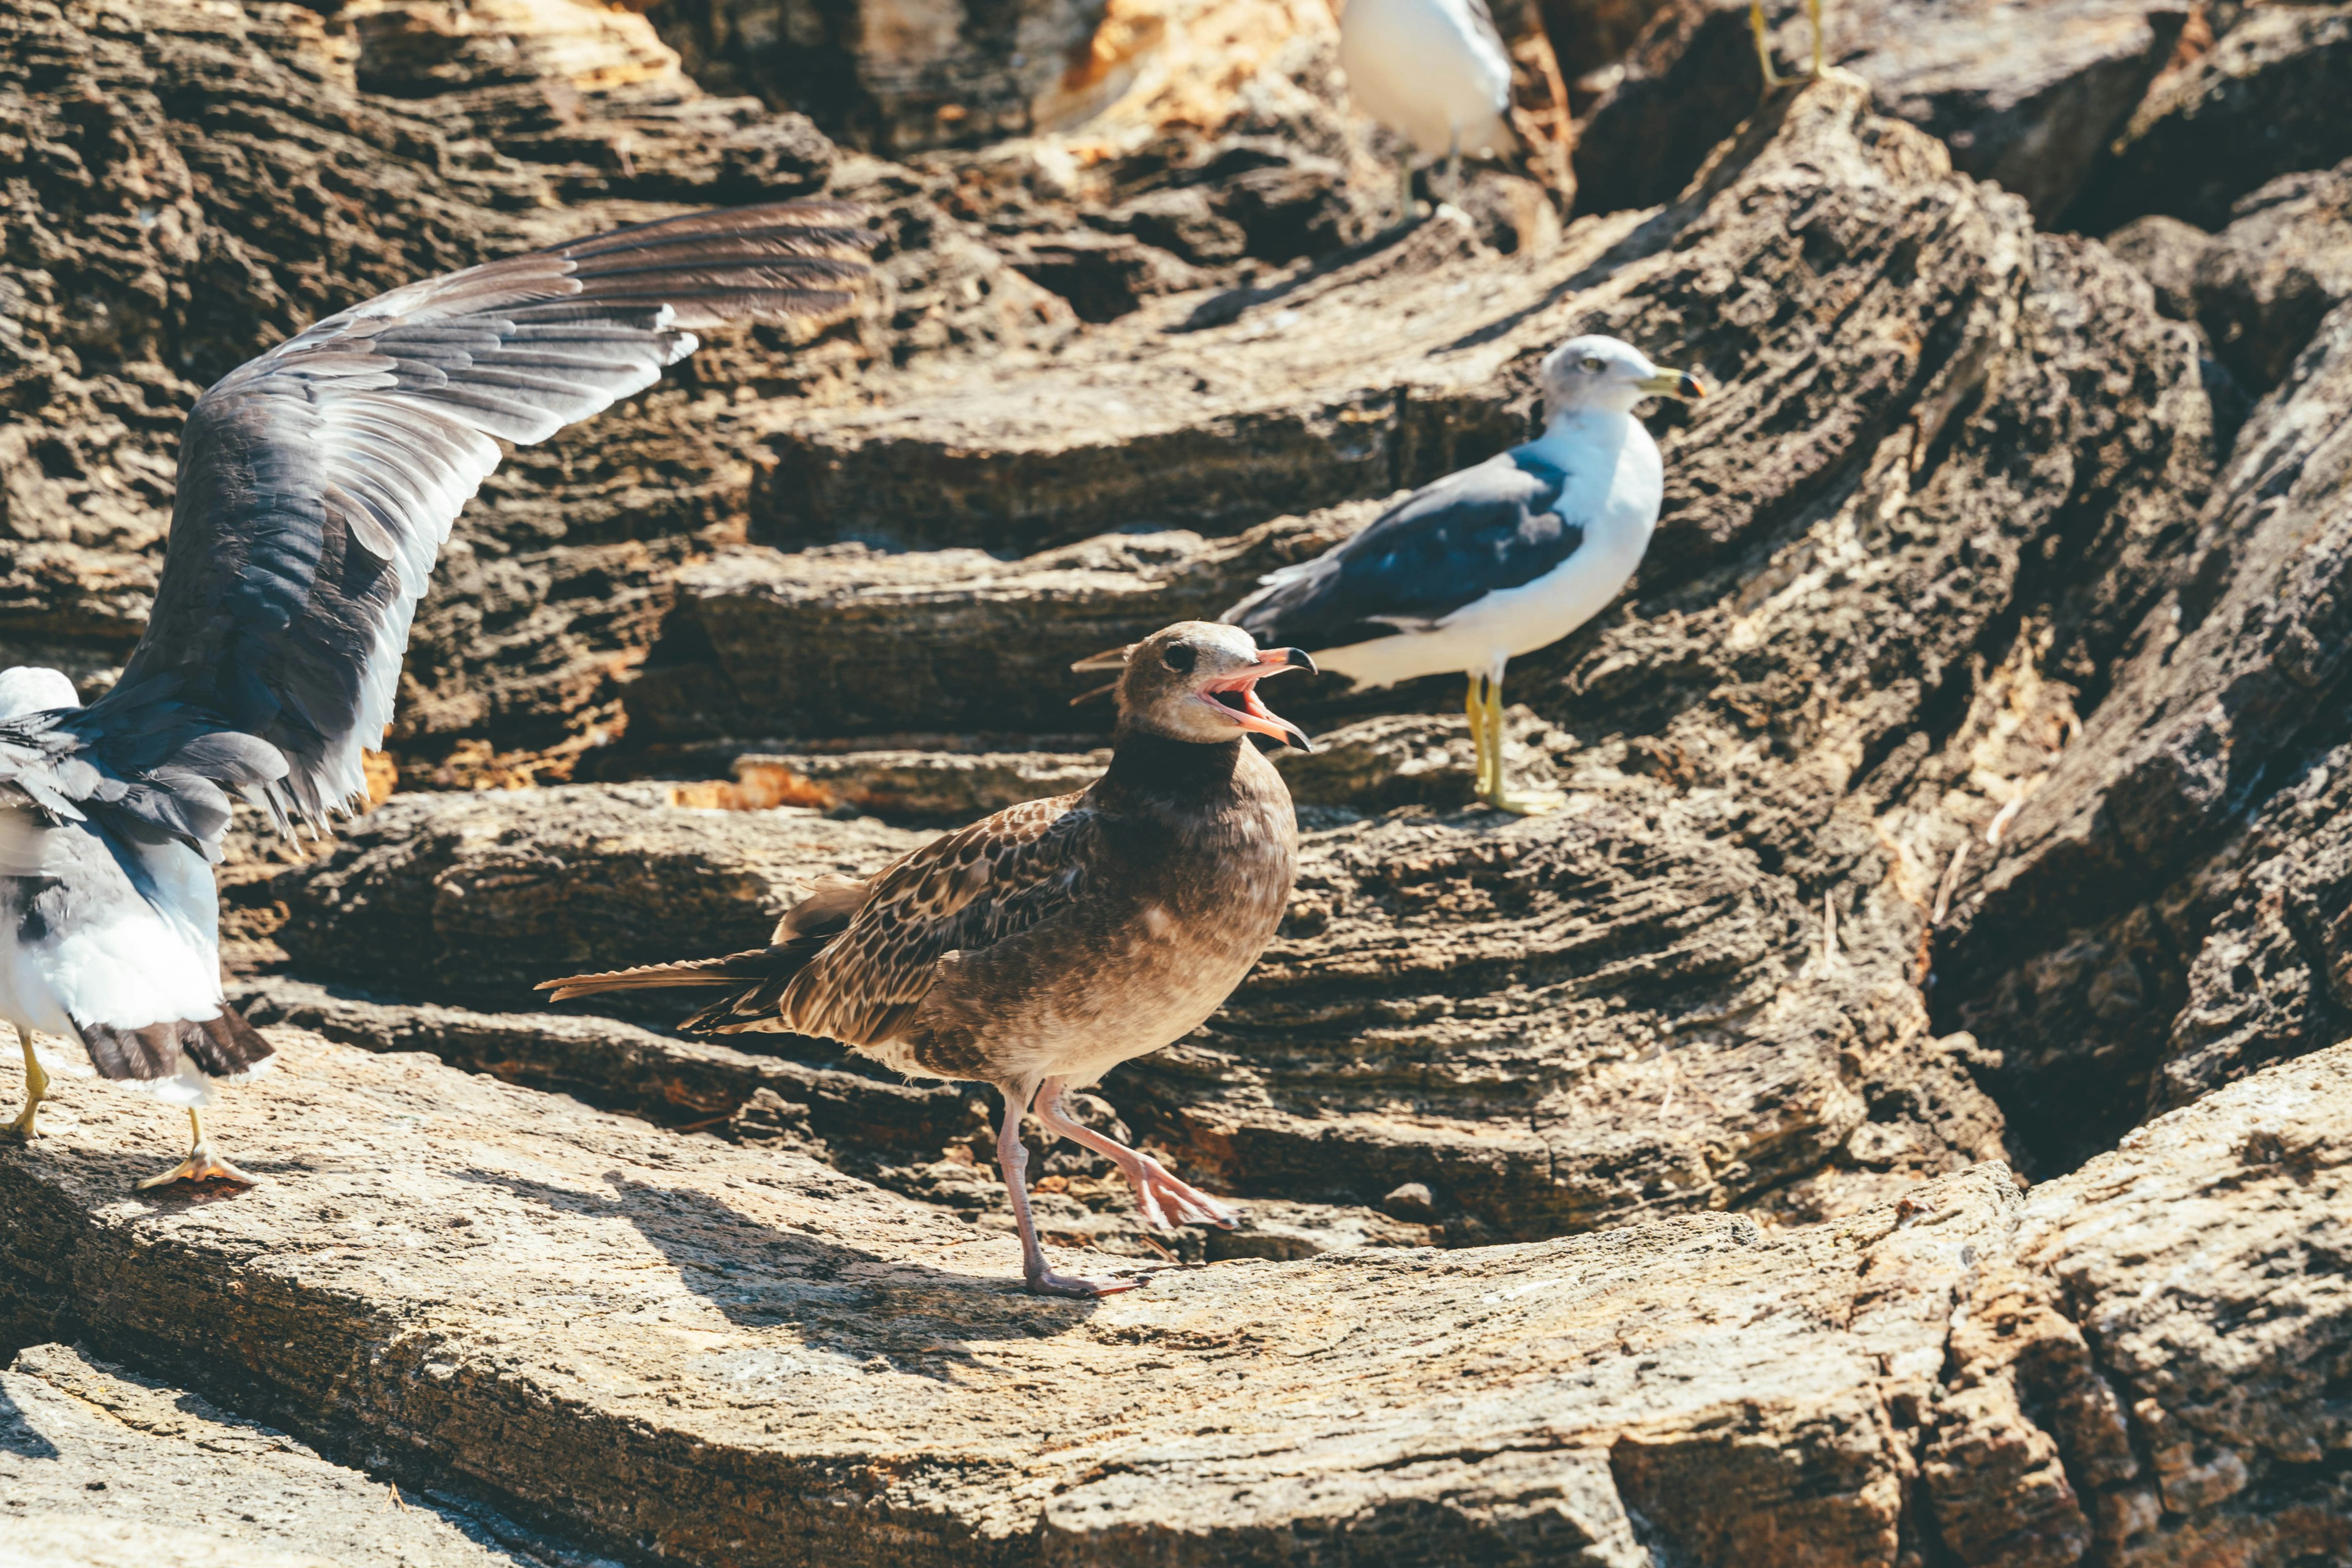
626;509;1369;742
2192;157;2352;391
2103;213;2209;320
2;1031;2342;1564
1574;0;2188;221
2078;1;2352;232
268;786;930;1011
714;747;1114;821
1941;297;2352;1165
0;0;1074;778
748;209;1556;556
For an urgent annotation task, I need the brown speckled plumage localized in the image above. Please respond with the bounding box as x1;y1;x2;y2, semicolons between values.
541;621;1314;1296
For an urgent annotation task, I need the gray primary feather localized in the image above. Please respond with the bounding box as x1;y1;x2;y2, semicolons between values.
100;201;877;832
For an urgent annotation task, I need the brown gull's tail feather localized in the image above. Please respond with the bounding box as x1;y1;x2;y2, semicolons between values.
535;952;780;1003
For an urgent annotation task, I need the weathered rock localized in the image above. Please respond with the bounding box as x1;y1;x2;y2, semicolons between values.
1;1342;565;1566
3;1030;2343;1565
1940;298;2352;1166
626;508;1370;743
695;747;1115;821
747;208;1578;556
648;0;1110;153
2192;157;2352;392
2103;213;2209;320
1574;0;2188;221
268;786;930;1012
2076;0;2352;232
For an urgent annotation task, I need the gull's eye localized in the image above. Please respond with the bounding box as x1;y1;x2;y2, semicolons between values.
1580;355;1607;374
1163;644;1197;674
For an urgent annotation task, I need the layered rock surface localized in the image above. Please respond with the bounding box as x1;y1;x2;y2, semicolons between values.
1939;290;2352;1166
1574;0;2189;221
1;1343;562;1567
2;1031;2343;1566
11;0;2352;1554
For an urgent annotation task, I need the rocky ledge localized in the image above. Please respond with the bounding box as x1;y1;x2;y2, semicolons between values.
10;0;2352;1556
2;1031;2343;1566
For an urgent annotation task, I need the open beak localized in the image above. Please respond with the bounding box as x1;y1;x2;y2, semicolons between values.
1637;368;1709;401
1202;647;1317;750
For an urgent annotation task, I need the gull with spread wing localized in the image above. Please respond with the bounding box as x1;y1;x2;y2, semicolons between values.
0;203;875;1186
540;623;1315;1297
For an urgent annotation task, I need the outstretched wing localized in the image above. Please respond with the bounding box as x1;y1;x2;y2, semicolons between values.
106;201;876;830
1223;448;1581;652
725;793;1102;1044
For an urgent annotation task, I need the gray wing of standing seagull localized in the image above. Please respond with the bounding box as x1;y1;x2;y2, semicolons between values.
1224;450;1580;652
0;201;876;1188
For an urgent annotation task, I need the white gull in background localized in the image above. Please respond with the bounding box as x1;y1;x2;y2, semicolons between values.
0;202;874;1186
1338;0;1517;214
1225;334;1705;814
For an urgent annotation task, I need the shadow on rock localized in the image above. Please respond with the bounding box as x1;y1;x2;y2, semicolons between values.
458;1167;1129;1338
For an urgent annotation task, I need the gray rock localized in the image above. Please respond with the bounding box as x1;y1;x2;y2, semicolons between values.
2193;157;2352;391
0;1343;562;1566
1575;0;2188;221
2078;1;2352;231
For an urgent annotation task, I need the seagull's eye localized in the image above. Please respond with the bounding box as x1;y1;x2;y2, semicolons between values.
1580;355;1607;374
1163;644;1197;674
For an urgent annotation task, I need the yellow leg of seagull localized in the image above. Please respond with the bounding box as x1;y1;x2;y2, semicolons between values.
1808;0;1826;77
1750;0;1784;91
1466;675;1494;802
5;1025;45;1140
136;1107;260;1191
1481;670;1563;816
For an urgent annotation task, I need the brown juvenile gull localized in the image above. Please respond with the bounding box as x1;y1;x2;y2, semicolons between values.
540;622;1315;1297
0;203;875;1187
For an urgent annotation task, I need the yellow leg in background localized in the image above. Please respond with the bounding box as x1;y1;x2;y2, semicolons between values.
5;1025;44;1140
1751;0;1826;92
137;1107;259;1191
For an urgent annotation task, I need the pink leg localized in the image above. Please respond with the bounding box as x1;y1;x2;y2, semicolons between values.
995;1079;1144;1298
1036;1078;1238;1231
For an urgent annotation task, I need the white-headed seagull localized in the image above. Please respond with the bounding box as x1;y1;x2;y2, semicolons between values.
0;203;875;1187
1224;334;1705;814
